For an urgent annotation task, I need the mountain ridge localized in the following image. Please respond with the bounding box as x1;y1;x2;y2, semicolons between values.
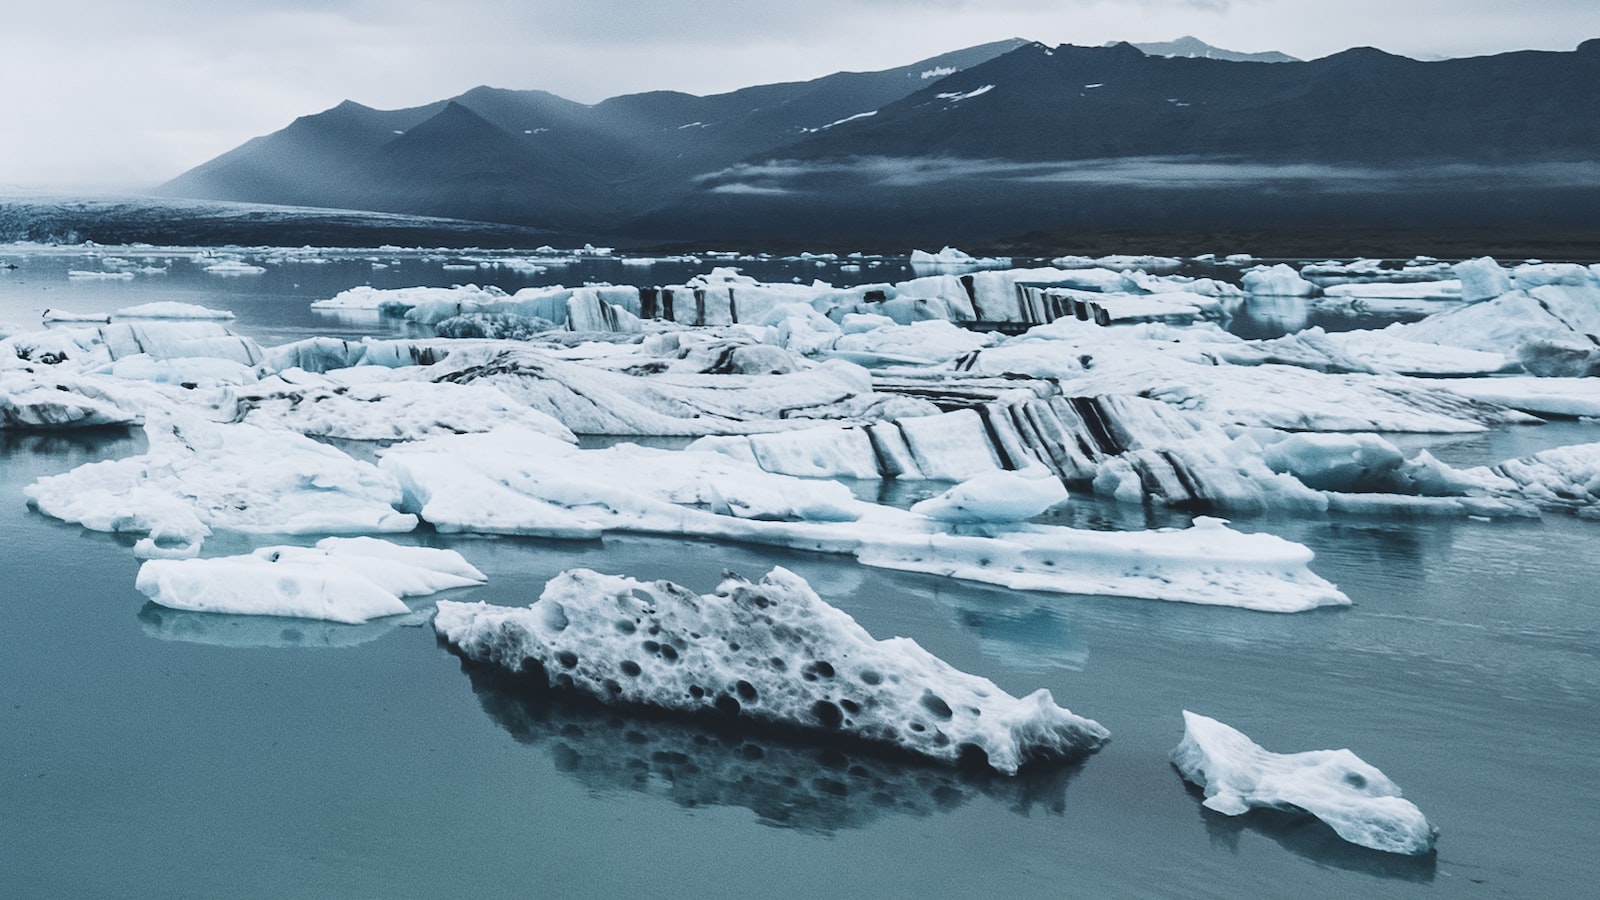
160;37;1600;244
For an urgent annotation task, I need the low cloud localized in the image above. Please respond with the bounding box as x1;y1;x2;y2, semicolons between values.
697;155;1600;194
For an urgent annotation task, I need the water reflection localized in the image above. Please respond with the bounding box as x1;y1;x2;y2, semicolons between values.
461;658;1084;833
1236;295;1310;338
1183;781;1438;883
0;426;141;458
137;601;432;649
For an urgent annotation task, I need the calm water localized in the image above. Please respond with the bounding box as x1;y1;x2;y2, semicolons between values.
3;248;1598;898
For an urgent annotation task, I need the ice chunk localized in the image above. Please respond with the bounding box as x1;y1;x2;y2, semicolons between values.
136;537;484;624
910;469;1067;522
831;319;992;365
1;372;143;429
1453;256;1512;302
113;302;235;321
1242;264;1318;297
382;428;1349;611
1442;377;1600;419
435;566;1108;774
235;372;578;442
1172;711;1437;855
26;414;417;557
909;246;1009;272
1321;281;1461;301
41;309;111;324
202;260;266;275
1515;337;1600;377
1260;433;1407;493
896;409;1004;480
108;354;260;385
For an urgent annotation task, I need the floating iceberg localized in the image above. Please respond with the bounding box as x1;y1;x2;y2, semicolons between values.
41;309;111;324
0;372;143;429
1242;264;1318;297
908;468;1067;522
202;260;266;275
113;302;236;321
26;414;417;557
1172;711;1437;856
137;537;485;624
382;427;1350;611
234;369;578;442
435;566;1109;774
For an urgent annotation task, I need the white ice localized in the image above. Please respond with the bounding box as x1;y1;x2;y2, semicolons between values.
434;565;1108;773
113;301;236;321
381;427;1350;611
26;413;417;557
0;372;143;428
137;537;484;624
1242;264;1318;297
1172;711;1437;855
202;260;267;275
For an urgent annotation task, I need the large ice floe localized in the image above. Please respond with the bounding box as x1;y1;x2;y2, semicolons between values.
0;372;144;429
435;566;1109;774
381;428;1349;611
1172;711;1437;856
137;537;486;623
25;413;417;558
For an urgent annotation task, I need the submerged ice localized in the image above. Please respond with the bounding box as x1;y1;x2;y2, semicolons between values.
435;566;1109;774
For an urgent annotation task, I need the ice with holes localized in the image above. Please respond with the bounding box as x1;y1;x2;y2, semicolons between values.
137;537;486;624
1172;711;1437;855
434;566;1109;774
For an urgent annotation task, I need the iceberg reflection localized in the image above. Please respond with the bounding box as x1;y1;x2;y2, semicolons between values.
460;658;1084;833
137;601;430;649
1185;782;1438;883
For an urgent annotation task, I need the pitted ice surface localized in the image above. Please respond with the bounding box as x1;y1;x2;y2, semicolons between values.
435;566;1108;774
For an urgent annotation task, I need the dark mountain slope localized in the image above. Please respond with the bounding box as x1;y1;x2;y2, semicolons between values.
161;38;1600;244
159;39;1026;231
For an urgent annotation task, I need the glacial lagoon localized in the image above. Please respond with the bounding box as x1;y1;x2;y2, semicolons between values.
2;245;1597;897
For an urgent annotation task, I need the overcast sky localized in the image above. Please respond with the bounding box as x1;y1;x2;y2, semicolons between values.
4;0;1596;191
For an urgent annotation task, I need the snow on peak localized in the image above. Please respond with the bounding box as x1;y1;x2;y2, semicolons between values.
935;84;995;102
920;66;956;79
435;566;1110;774
804;110;878;134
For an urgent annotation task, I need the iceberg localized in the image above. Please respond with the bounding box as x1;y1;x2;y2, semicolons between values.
0;372;143;429
1242;264;1318;297
26;414;417;557
202;260;266;275
1441;377;1600;418
1172;711;1437;856
136;537;485;624
234;369;578;443
435;566;1109;774
113;302;235;321
381;428;1350;611
1453;256;1513;302
908;469;1068;522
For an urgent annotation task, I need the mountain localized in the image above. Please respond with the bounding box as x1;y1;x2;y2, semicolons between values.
1123;36;1298;63
161;39;1029;232
163;38;1600;246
